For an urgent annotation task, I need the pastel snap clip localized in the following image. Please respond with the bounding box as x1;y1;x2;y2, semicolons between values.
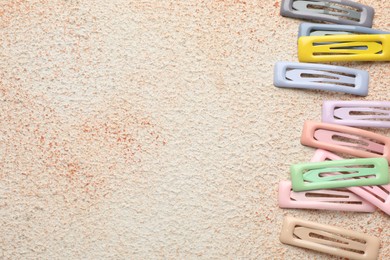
274;62;369;96
298;34;390;62
280;216;380;260
278;180;376;212
312;149;390;216
290;158;389;191
280;0;374;27
301;121;390;163
322;100;390;128
298;23;389;37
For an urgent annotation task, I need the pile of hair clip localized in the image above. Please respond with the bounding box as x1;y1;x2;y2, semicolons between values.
275;0;390;259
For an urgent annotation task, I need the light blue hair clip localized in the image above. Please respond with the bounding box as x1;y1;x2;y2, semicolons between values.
273;62;369;96
298;23;389;37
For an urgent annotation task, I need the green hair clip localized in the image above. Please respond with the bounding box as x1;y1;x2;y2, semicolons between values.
291;158;389;192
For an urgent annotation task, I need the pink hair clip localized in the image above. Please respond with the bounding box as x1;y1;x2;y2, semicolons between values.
312;149;390;215
301;121;390;163
278;180;375;212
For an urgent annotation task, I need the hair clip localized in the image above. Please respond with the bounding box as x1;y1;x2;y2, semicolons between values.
298;34;390;62
274;62;369;96
301;121;390;162
322;100;390;128
350;183;390;216
280;0;374;27
278;180;375;212
280;216;380;260
312;149;390;215
298;23;389;37
290;158;389;191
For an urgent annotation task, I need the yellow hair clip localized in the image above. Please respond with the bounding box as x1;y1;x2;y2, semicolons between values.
298;34;390;62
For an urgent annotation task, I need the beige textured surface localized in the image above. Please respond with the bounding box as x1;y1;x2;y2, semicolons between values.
1;0;390;259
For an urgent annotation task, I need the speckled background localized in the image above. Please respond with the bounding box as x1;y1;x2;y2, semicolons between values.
1;0;390;259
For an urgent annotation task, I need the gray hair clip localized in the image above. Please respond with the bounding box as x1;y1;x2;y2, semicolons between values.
281;0;375;28
299;23;388;37
274;62;369;96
